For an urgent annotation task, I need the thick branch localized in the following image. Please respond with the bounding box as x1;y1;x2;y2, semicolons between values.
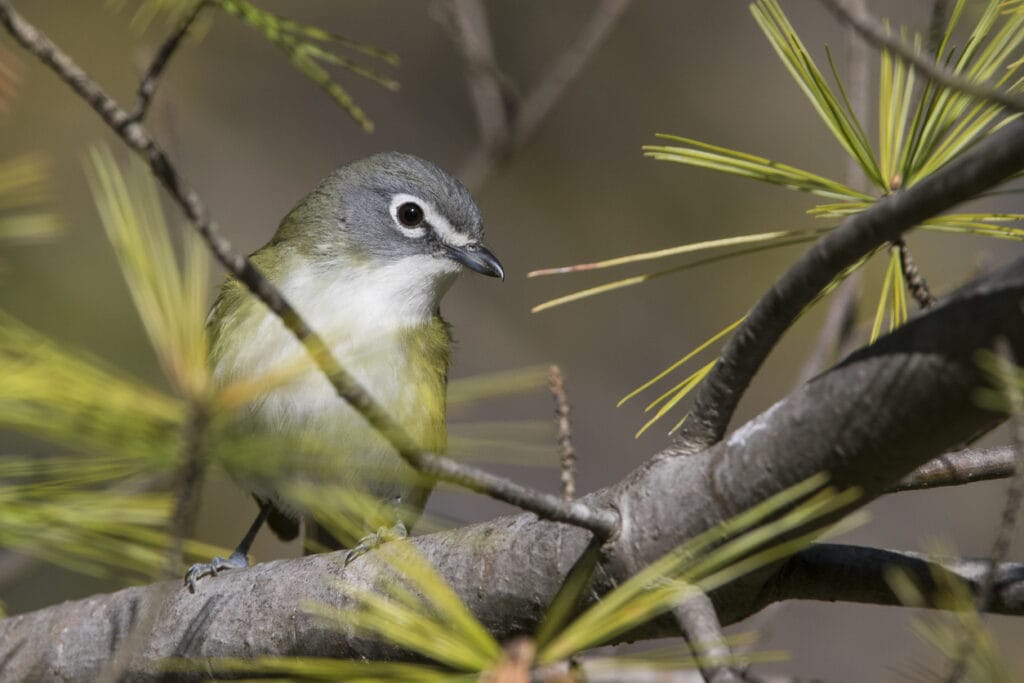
3;254;1023;680
0;0;614;538
676;117;1024;451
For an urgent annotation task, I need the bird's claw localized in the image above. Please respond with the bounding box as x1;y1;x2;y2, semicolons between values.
344;520;408;567
184;550;249;592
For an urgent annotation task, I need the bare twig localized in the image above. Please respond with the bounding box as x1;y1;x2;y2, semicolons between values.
548;365;577;501
441;0;511;155
448;0;633;187
895;237;937;309
887;446;1017;493
672;591;742;683
819;0;1024;114
511;0;631;149
128;0;210;123
414;451;616;536
0;0;617;539
673;118;1024;452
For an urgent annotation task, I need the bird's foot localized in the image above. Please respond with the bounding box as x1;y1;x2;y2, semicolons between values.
345;520;408;567
184;550;249;593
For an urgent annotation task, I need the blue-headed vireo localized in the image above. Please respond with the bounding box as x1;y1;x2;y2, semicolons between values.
186;152;503;590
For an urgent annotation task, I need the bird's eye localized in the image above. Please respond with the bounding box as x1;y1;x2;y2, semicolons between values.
397;202;425;227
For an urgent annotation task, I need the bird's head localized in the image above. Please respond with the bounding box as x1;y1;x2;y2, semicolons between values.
274;152;503;300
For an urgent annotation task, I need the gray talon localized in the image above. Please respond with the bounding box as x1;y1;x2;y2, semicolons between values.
184;551;250;592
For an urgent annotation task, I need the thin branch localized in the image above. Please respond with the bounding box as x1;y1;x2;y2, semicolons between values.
511;0;632;148
887;446;1017;493
128;0;210;123
413;451;616;536
449;0;633;187
819;0;1024;114
548;364;577;501
674;117;1024;452
672;591;742;683
0;0;617;539
441;0;511;154
895;237;937;309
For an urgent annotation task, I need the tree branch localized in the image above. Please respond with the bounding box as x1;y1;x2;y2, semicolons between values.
128;0;210;123
0;0;616;538
672;591;742;683
819;0;1024;114
3;253;1023;680
675;117;1024;451
548;364;577;501
448;0;633;187
758;544;1024;615
887;446;1018;493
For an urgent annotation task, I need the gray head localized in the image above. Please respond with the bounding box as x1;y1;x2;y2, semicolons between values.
274;152;503;282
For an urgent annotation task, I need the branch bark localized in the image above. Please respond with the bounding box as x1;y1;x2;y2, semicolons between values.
3;253;1023;680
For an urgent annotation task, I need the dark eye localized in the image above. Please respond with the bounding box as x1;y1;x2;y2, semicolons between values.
397;202;424;227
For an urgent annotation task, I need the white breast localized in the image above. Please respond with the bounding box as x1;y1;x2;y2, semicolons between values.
213;253;458;516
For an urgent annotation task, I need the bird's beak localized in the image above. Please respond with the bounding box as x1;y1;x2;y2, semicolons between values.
445;241;505;281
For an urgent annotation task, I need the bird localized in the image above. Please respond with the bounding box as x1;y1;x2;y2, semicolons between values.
185;152;503;590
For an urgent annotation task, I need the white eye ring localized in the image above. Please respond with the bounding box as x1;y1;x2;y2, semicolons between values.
389;193;429;238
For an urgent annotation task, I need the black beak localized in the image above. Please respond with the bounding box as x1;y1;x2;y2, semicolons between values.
445;241;504;280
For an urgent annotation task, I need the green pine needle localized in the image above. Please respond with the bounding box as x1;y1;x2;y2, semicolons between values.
536;474;863;664
213;0;399;132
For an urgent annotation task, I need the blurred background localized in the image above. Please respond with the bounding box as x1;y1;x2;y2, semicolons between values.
1;0;1022;679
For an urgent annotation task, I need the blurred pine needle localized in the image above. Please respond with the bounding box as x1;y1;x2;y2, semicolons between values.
0;148;219;581
86;145;211;399
887;544;1012;683
0;153;61;246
